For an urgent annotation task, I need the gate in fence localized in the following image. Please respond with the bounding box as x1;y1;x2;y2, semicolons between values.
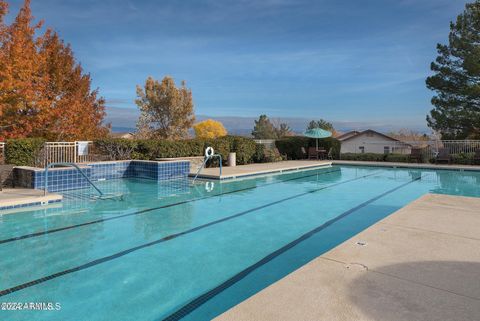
43;141;93;166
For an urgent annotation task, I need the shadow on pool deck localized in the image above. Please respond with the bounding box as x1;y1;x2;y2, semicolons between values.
348;261;480;321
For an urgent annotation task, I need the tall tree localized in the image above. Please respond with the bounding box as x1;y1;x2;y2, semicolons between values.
0;0;107;140
426;0;480;139
307;119;334;132
386;129;430;142
251;115;278;139
0;1;7;27
0;0;45;138
275;122;292;138
39;30;107;140
136;76;195;140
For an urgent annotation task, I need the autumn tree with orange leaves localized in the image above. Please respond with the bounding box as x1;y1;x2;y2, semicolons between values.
0;0;108;140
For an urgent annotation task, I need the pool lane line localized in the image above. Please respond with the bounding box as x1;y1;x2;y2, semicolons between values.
0;168;343;245
162;175;422;321
0;172;381;298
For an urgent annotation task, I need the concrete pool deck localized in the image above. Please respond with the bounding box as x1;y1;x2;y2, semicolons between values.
333;160;480;171
190;160;332;179
215;193;480;321
0;188;62;214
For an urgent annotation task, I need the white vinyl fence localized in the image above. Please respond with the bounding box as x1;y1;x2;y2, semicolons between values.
43;141;93;166
253;139;276;149
345;140;480;160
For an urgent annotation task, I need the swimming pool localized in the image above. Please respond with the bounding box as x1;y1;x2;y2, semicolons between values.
1;165;479;320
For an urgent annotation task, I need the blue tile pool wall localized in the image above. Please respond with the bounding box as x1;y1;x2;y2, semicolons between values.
16;161;190;192
88;161;190;181
33;167;93;192
89;162;131;181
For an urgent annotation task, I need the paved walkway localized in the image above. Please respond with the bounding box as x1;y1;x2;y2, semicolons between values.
190;160;332;179
333;160;480;171
0;188;62;214
215;194;480;321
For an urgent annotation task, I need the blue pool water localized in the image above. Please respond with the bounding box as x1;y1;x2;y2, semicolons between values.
0;165;479;320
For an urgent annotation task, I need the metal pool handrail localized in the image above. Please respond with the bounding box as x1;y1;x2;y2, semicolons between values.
44;162;104;197
192;154;222;183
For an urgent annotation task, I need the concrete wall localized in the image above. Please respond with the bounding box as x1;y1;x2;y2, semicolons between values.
340;132;411;155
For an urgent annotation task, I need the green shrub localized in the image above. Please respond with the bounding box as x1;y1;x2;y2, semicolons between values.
385;153;410;163
340;153;386;161
94;136;258;165
136;139;204;159
275;137;309;159
451;152;475;165
275;136;340;160
5;138;46;166
94;138;138;160
253;144;266;163
204;136;231;166
263;148;284;163
231;136;257;165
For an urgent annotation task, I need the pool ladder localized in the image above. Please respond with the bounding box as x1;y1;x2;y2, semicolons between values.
192;154;222;184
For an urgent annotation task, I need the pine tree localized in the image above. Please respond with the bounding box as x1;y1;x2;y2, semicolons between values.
251;115;278;139
426;0;480;139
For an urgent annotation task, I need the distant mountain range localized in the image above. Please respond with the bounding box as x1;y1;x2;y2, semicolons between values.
106;107;428;135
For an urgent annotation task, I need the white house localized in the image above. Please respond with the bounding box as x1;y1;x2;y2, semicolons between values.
338;130;411;155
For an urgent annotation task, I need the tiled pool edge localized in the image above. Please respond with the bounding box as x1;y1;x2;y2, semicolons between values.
0;198;62;212
0;190;63;215
191;161;333;180
14;160;190;192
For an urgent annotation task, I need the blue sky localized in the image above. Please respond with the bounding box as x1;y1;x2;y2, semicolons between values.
5;0;470;130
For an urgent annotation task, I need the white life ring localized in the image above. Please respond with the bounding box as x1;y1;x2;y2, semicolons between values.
205;181;215;192
205;146;215;158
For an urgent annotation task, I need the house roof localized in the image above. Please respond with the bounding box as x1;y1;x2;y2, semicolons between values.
110;132;134;139
336;131;360;141
339;129;409;145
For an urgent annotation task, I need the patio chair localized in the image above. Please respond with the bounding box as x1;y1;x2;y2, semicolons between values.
474;149;480;165
308;147;319;160
0;165;14;191
409;148;423;163
435;148;451;164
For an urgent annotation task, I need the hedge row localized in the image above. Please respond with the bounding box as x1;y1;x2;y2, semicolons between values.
451;152;478;165
93;136;258;165
5;138;46;166
275;136;340;160
340;153;411;162
340;152;480;164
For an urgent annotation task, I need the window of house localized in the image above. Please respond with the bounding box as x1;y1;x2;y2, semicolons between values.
384;146;390;154
359;146;365;153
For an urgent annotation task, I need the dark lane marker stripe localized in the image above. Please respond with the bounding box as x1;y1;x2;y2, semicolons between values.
0;172;380;297
163;176;421;321
162;176;422;321
0;169;343;245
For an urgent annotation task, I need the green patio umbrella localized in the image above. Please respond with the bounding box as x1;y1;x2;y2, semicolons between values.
304;128;332;150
